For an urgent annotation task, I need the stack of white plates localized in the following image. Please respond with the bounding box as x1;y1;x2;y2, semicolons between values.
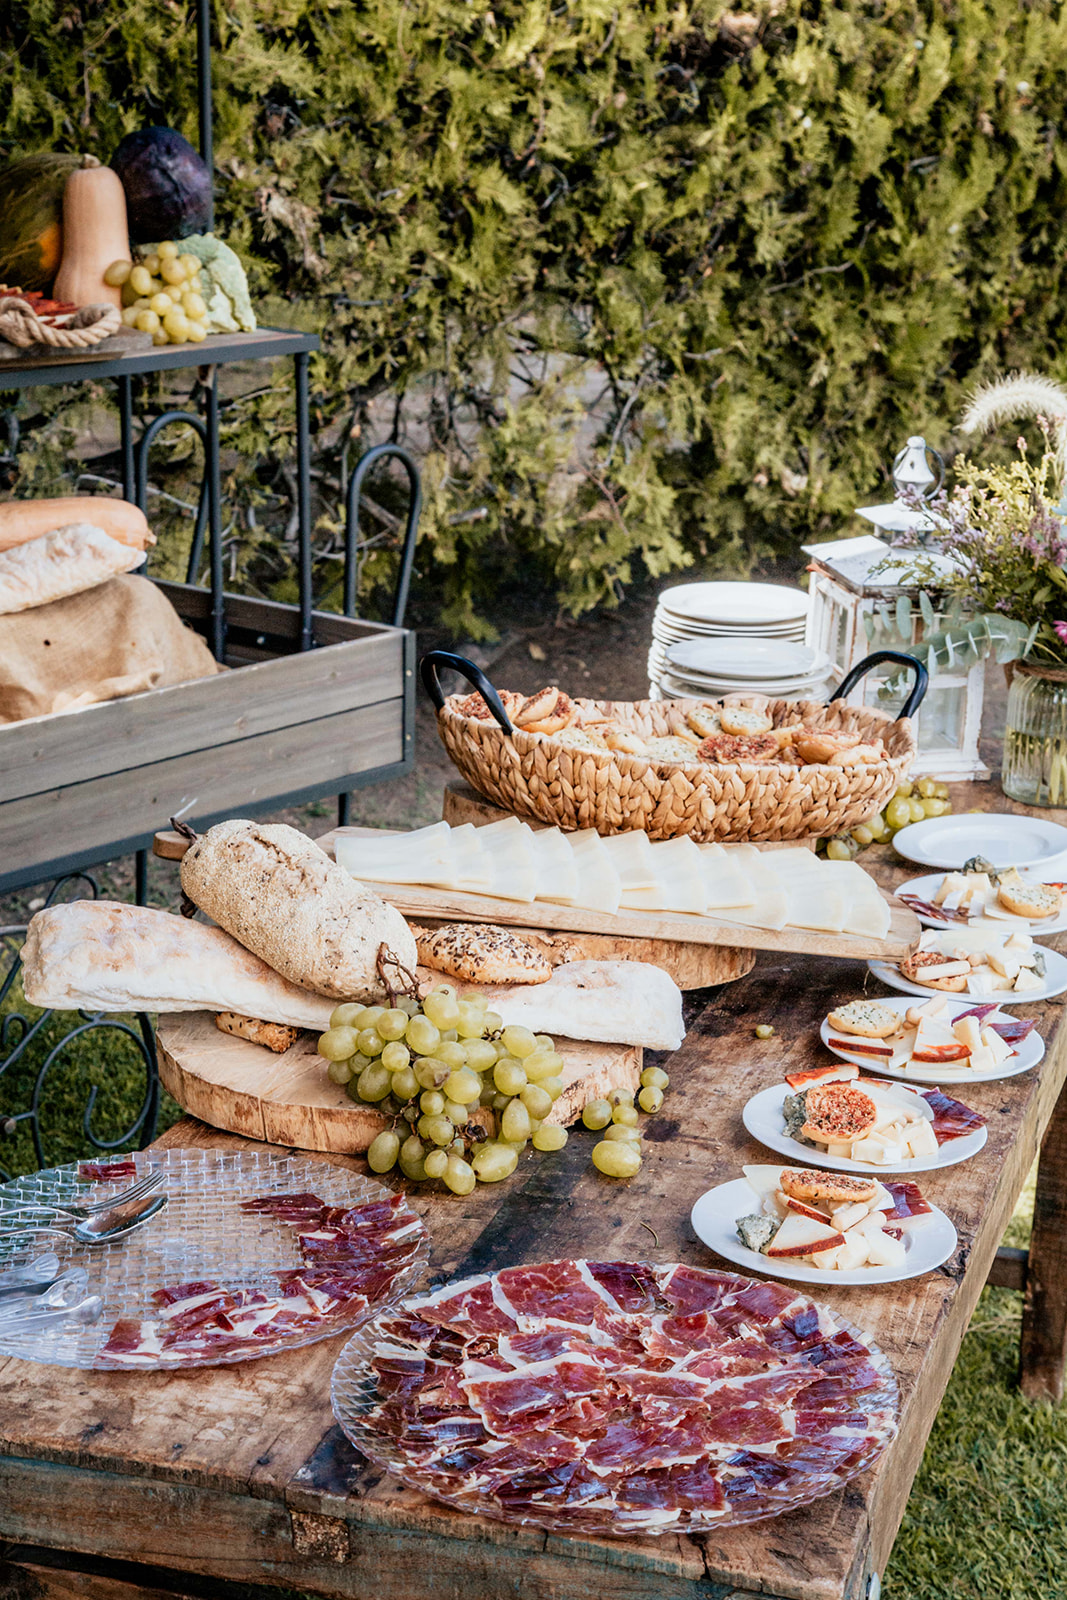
648;582;812;697
658;637;834;701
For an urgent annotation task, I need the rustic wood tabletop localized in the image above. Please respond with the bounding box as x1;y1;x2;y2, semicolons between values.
1;781;1065;1600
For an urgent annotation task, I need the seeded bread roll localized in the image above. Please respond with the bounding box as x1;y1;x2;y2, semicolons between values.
180;820;418;1002
414;923;552;985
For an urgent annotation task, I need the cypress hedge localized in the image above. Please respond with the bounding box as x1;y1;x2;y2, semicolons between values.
3;0;1067;632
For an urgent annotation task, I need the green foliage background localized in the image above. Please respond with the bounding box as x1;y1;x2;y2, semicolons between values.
4;0;1067;632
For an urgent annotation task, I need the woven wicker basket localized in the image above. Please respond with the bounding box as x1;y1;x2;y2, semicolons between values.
423;651;925;843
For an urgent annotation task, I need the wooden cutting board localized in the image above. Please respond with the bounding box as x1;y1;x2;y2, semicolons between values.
157;1011;642;1155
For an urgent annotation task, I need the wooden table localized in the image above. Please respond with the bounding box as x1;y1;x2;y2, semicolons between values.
3;784;1067;1600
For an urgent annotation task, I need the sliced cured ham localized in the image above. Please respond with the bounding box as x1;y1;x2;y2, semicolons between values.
77;1158;139;1182
919;1089;987;1143
95;1189;425;1370
340;1258;898;1536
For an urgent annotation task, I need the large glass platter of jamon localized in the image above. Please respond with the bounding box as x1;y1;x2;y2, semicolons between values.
331;1258;898;1536
0;1149;428;1371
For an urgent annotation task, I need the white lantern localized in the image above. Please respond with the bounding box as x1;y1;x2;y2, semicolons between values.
803;437;989;780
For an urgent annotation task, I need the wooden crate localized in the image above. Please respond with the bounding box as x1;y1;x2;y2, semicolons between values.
0;583;413;893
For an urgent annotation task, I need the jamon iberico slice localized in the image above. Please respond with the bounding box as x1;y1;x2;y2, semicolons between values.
335;1258;898;1537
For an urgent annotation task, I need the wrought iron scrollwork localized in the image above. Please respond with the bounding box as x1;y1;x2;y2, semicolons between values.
0;873;159;1181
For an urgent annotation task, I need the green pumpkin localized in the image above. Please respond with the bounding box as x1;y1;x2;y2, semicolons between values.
0;152;85;292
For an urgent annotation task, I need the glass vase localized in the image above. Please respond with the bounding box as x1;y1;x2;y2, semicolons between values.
1002;667;1067;807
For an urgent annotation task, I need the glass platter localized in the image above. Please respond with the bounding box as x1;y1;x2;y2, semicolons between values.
330;1260;899;1537
0;1149;429;1371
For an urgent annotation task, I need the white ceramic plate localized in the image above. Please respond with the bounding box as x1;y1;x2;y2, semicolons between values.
691;1178;958;1286
658;582;809;625
665;640;824;678
868;945;1067;1005
741;1081;987;1173
897;872;1067;936
820;994;1045;1083
890;813;1067;871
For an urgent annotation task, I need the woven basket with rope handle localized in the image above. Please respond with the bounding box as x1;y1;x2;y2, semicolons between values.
424;650;926;843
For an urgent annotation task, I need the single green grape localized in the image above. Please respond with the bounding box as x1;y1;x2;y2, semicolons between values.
603;1123;642;1145
923;797;950;817
377;1008;409;1041
419;1114;455;1147
464;1039;497;1073
502;1025;537;1059
434;1040;467;1071
357;1063;392;1102
532;1124;567;1152
851;824;874;847
391;1066;419;1100
472;1142;519;1183
612;1102;639;1127
895;780;914;799
444;1068;482;1105
356;1027;385;1058
582;1098;612;1131
865;811;888;840
493;1058;527;1096
444;1155;476;1195
916;776;938;797
906;796;926;822
884;796;913;831
423;1148;449;1179
540;1076;564;1102
420;1090;445;1116
356;1005;386;1031
414;1057;450;1091
330;1003;364;1029
423;991;461;1030
406;1015;441;1055
456;1002;487;1038
592;1141;641;1177
317;1026;358;1062
640;1066;669;1090
534;1034;554;1052
430;982;458;1000
326;1059;353;1085
523;1050;564;1083
482;1010;504;1033
501;1098;532;1142
380;1041;411;1074
519;1084;552;1120
491;1091;511;1112
367;1130;400;1173
826;837;853;861
447;1136;466;1157
444;1099;470;1125
933;781;951;800
463;991;486;1009
638;1085;664;1113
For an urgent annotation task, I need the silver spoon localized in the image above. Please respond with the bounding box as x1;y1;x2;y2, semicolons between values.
0;1192;167;1249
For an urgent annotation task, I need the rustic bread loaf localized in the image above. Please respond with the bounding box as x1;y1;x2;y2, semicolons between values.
0;523;143;615
414;923;552;985
180;819;418;1001
20;900;334;1028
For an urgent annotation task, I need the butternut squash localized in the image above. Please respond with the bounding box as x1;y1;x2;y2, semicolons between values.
52;157;131;309
0;498;152;554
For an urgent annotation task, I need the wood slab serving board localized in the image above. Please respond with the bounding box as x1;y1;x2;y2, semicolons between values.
157;1011;642;1155
315;827;919;962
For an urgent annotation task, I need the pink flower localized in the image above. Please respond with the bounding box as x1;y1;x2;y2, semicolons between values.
1055;621;1067;644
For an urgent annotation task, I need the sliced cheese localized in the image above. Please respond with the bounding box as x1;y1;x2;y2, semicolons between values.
542;829;621;914
600;831;657;891
697;843;755;909
528;827;580;904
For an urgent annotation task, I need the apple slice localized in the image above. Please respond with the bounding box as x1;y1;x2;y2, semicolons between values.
764;1210;847;1258
785;1195;832;1224
786;1062;860;1087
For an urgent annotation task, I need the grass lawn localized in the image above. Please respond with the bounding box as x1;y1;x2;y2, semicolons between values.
1;940;1061;1600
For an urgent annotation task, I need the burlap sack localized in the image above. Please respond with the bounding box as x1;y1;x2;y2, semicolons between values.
0;573;222;724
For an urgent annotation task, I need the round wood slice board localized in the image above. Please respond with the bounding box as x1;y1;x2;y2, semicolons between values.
157;1012;643;1156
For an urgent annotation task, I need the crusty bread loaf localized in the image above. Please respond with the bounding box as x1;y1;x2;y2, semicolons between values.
180;820;418;1001
0;524;143;616
215;1012;300;1053
414;923;552;985
20;901;334;1028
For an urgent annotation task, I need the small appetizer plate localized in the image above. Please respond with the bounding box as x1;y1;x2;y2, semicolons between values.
868;945;1067;1005
820;995;1045;1083
890;813;1067;872
691;1178;958;1287
741;1080;987;1175
896;872;1067;936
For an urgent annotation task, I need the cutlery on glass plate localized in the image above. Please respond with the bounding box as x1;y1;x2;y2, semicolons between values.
0;1168;163;1222
0;1252;62;1300
0;1191;168;1249
0;1267;88;1319
0;1293;103;1338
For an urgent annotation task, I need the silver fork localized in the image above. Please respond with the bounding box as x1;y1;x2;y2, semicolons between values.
0;1167;163;1222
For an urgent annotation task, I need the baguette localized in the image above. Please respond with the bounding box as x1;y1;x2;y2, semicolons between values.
180;819;418;1001
0;497;153;554
21;901;334;1028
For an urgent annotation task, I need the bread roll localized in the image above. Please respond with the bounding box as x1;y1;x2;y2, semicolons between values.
20;900;333;1028
180;819;418;1001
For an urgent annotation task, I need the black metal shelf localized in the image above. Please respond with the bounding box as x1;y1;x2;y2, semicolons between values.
0;327;318;390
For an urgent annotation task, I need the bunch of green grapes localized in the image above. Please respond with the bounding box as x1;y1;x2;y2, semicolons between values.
579;1064;669;1178
823;777;953;860
317;984;567;1195
106;243;209;346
